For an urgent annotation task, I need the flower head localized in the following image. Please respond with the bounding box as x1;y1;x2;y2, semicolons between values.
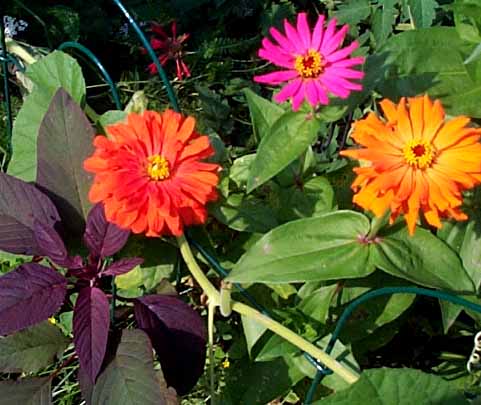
254;13;364;111
340;95;481;235
145;21;191;80
84;110;220;237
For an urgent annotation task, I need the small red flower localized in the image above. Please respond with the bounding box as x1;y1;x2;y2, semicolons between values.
144;21;191;80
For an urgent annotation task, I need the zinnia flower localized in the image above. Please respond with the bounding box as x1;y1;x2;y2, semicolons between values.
254;13;364;111
84;110;220;237
340;95;481;235
144;21;191;80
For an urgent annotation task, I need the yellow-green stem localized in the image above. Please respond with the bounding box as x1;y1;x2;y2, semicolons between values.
5;38;36;65
232;301;360;384
177;235;359;385
177;235;220;306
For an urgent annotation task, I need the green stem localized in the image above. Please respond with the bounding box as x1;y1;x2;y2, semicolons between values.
177;235;359;385
176;235;220;306
231;301;359;385
367;210;390;239
208;302;216;405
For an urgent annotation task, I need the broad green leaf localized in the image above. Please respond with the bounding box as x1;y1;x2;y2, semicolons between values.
379;27;481;117
244;88;284;141
229;154;256;188
9;50;85;181
298;284;337;323
276;176;334;221
407;0;438;28
372;0;397;48
0;321;69;373
334;0;371;25
247;112;321;192
92;329;165;404
211;194;278;233
241;315;268;356
453;1;481;44
315;368;468;404
0;377;52;405
227;211;375;284
373;226;474;292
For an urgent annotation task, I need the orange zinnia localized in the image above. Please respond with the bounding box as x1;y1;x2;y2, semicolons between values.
340;95;481;235
84;110;220;237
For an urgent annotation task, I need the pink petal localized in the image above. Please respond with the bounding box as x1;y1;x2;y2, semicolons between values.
331;56;365;68
326;42;358;63
259;40;293;69
284;19;305;52
314;81;329;104
321;24;349;56
262;37;291;58
320;75;351;98
296;13;311;50
320;18;338;50
274;79;302;103
270;27;295;53
254;70;299;84
311;15;326;51
325;66;364;80
305;80;319;107
292;83;305;111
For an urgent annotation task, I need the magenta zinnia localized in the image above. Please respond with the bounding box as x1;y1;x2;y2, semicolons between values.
254;13;365;111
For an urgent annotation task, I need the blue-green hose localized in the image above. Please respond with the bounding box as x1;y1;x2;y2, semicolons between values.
305;286;481;403
58;42;122;110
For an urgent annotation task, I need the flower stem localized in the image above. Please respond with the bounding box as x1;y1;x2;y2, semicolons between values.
176;235;220;306
367;210;390;239
177;235;360;385
231;301;359;385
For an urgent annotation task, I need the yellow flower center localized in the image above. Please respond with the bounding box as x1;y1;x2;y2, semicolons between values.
147;155;170;181
403;139;435;169
295;50;325;79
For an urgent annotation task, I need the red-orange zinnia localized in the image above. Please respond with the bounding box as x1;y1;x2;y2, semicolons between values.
84;110;220;237
340;95;481;235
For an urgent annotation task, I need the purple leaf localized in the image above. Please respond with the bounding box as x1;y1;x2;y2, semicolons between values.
73;287;110;383
33;220;83;268
0;172;60;255
134;295;206;395
0;263;67;335
36;88;95;236
84;203;130;258
102;257;144;277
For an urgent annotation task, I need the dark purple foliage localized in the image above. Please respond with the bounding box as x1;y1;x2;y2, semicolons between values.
34;220;82;268
0;172;60;255
73;287;110;383
84;203;130;258
134;295;206;395
102;258;144;277
0;263;67;335
36;89;95;236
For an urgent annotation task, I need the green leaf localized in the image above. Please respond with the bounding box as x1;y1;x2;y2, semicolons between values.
98;110;127;133
0;377;52;405
9;51;85;181
211;194;278;233
407;0;438;28
453;1;481;44
227;211;375;284
298;284;337;323
241;315;268;356
244;88;284;141
0;321;69;373
334;0;371;25
373;225;474;292
92;329;165;405
314;368;468;404
247;112;321;192
372;0;397;48
276;176;334;221
379;27;481;117
229;154;256;189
